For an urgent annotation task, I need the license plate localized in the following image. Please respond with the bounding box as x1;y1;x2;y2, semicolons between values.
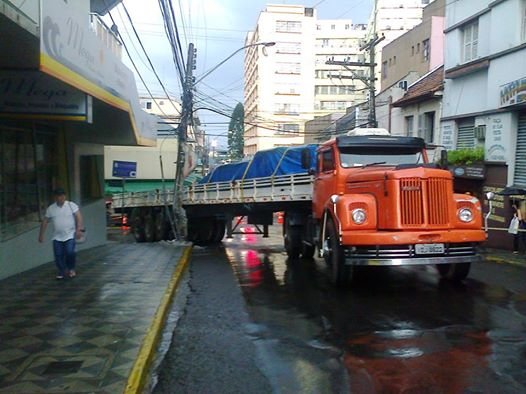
415;243;444;255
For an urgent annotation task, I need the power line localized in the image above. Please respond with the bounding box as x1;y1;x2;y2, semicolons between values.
121;2;181;115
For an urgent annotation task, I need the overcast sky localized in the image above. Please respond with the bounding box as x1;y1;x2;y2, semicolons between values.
110;0;374;147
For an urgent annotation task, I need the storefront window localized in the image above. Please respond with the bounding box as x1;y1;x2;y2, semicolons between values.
0;124;58;241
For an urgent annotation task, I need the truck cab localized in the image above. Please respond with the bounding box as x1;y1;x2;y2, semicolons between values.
307;129;486;285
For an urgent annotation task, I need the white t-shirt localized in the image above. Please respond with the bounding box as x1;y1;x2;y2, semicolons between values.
45;201;79;241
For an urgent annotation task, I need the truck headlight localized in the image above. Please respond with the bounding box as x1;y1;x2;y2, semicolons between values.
351;208;366;224
458;208;473;223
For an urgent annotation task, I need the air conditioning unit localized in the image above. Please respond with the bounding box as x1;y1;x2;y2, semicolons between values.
474;125;486;139
398;80;408;91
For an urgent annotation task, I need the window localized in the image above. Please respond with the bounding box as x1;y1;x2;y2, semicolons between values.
345;24;350;30
411;46;415;56
382;61;388;79
277;123;300;135
276;42;301;54
276;62;301;74
405;116;414;136
276;20;302;33
393;56;397;65
146;101;152;109
416;43;420;53
331;24;336;30
1;124;59;241
321;150;335;172
274;103;300;115
422;39;430;61
462;20;479;62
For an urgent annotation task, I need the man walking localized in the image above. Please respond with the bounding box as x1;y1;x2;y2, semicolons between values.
39;188;84;279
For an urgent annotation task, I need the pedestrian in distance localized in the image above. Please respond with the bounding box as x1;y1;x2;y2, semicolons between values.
38;188;84;279
509;203;524;254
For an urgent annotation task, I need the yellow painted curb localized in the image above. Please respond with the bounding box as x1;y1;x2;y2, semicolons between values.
124;245;193;394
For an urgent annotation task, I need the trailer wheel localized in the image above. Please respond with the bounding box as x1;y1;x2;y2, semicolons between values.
144;212;156;242
154;210;168;241
130;208;145;243
325;219;351;286
212;220;225;243
436;263;471;281
284;217;302;259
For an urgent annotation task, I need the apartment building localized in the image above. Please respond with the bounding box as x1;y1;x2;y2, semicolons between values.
243;5;367;155
0;0;156;278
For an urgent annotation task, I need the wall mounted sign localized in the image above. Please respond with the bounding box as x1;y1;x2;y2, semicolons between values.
500;77;526;107
0;71;91;121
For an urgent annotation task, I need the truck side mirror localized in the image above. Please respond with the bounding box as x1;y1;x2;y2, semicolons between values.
439;150;448;169
301;148;312;169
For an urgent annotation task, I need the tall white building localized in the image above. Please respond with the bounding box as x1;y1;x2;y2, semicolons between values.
243;5;367;155
368;0;437;91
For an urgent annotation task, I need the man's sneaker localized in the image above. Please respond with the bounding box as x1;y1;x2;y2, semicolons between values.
56;275;64;280
69;270;76;278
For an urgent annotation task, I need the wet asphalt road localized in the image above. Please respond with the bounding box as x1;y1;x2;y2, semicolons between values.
154;225;526;393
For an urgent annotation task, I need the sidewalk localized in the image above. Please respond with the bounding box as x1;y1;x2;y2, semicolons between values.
0;240;191;394
481;247;526;268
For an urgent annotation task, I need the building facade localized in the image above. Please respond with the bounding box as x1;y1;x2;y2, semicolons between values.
243;5;367;155
441;0;526;249
0;0;156;278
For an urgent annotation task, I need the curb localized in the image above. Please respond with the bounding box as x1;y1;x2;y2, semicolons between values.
124;245;193;394
484;255;526;268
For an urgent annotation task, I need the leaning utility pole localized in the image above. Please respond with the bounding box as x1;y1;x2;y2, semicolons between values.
173;43;196;240
326;34;384;128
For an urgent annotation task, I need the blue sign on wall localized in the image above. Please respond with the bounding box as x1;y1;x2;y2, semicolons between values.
112;160;137;178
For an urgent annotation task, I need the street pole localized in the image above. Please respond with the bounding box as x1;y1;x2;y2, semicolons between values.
173;43;196;240
326;35;384;129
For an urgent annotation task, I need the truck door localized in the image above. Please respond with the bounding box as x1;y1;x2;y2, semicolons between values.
312;147;336;219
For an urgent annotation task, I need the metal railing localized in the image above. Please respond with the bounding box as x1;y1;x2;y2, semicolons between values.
90;13;122;58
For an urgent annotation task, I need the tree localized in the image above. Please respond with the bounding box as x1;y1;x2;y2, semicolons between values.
228;103;244;161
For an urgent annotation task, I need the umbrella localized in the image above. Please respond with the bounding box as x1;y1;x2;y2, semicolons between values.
497;187;526;196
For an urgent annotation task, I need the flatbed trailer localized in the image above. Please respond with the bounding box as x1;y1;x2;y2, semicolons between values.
111;172;313;242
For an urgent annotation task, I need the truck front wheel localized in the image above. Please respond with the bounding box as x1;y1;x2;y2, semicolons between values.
436;263;471;281
284;218;302;259
325;220;351;286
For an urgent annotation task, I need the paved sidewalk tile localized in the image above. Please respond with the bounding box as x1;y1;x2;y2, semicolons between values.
0;242;183;393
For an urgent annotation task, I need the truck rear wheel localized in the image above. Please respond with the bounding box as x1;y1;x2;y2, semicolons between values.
130;208;145;243
436;263;471;281
325;219;351;286
301;242;315;259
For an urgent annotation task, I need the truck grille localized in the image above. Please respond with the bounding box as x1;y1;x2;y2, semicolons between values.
400;177;449;226
345;243;477;259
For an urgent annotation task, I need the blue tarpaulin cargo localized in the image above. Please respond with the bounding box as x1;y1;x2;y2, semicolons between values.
199;145;318;184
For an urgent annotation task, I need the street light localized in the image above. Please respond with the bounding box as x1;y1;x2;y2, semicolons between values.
193;41;276;85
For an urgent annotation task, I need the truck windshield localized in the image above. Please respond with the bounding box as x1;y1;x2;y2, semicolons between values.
339;147;424;168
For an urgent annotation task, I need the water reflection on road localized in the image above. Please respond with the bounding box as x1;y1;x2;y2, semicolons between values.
224;225;526;393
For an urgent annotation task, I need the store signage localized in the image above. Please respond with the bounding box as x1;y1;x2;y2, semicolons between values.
450;164;485;180
40;0;156;143
112;161;137;178
0;71;91;121
500;77;526;107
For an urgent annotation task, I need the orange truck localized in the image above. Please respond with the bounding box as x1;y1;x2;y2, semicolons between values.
124;128;486;285
297;129;487;284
